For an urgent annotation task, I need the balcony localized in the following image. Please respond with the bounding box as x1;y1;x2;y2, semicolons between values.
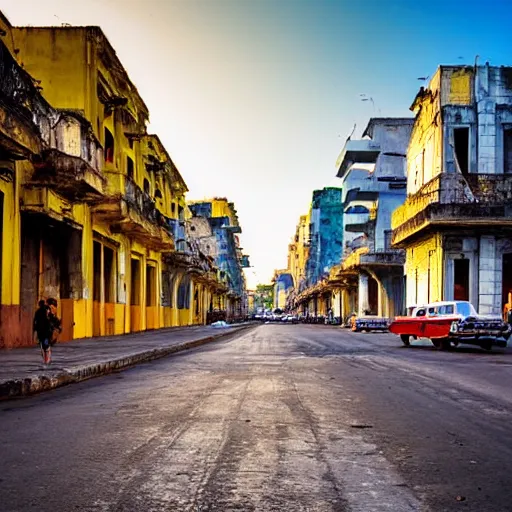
392;173;512;246
343;247;404;269
25;111;105;201
92;178;174;251
0;39;47;160
336;139;381;179
359;250;405;266
344;212;371;232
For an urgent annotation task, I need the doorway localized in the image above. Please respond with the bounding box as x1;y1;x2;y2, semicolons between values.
502;254;512;317
368;276;378;315
92;241;102;336
130;258;141;331
453;258;469;301
453;127;470;174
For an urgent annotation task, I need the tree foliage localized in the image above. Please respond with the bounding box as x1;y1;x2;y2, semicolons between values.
254;284;273;310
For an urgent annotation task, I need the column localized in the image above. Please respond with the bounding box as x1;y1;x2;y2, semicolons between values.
358;273;369;317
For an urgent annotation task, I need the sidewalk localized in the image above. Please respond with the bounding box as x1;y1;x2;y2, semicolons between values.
0;323;256;400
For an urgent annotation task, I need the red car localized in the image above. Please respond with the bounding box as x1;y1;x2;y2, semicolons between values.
389;301;511;351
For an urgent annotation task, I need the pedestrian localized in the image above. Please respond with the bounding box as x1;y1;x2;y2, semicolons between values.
33;300;52;365
46;297;62;346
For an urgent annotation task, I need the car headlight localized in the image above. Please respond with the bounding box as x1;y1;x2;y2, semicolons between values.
450;321;459;334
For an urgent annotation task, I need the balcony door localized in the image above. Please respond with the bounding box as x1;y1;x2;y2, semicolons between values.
444;254;476;306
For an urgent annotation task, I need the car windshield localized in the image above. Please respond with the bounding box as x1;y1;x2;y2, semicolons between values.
456;301;476;317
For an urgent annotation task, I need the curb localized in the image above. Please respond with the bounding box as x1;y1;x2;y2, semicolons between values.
0;323;256;400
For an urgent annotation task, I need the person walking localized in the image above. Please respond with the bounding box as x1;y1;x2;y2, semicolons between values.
46;297;62;347
33;300;52;365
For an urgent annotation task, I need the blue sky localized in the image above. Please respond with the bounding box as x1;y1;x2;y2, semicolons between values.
3;0;512;288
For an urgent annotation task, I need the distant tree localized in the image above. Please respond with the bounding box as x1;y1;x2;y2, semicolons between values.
255;284;273;311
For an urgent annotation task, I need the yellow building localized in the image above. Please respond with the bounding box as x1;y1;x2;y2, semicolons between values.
272;269;293;310
287;214;310;295
0;18;224;347
392;65;512;316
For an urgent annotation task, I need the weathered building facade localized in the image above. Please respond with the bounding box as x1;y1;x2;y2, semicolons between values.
272;270;294;310
188;198;250;322
336;118;413;320
0;15;230;347
292;187;343;318
392;65;512;317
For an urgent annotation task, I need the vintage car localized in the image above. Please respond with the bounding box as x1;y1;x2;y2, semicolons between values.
351;316;390;332
389;301;511;350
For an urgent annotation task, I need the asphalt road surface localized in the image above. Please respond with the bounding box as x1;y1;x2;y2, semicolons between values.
2;324;512;512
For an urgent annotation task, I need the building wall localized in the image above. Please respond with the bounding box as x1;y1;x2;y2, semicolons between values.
404;233;443;308
305;188;343;286
0;22;219;347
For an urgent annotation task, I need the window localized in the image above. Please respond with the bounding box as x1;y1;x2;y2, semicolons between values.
453;127;469;174
143;178;150;195
155;188;162;199
346;205;369;214
415;308;426;317
171;202;176;214
104;127;114;164
504;127;512;173
438;304;454;315
127;156;134;180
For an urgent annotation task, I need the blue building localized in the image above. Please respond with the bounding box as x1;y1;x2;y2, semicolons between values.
188;199;249;320
305;187;343;287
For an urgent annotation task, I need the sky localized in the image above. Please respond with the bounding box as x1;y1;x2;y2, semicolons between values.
3;0;512;289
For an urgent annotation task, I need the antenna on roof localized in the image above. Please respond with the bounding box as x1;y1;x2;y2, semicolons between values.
347;123;356;141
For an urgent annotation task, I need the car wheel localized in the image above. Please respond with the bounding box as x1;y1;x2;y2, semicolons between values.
431;339;441;349
440;338;452;351
400;334;410;347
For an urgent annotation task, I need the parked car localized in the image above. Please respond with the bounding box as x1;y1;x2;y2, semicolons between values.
389;300;511;350
351;316;390;332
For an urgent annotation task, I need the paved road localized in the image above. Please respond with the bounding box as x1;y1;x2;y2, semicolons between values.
2;325;512;512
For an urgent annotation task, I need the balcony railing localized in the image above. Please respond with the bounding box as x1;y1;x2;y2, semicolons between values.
392;172;512;245
124;178;170;232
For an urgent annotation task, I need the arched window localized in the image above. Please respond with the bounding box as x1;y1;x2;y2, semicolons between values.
155;188;163;199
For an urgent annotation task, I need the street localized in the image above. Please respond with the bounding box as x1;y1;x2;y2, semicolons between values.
2;324;512;512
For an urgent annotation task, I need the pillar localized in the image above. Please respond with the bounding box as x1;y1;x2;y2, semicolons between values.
358;273;369;317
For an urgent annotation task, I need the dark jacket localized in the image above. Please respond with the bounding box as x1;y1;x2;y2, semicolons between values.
33;306;52;340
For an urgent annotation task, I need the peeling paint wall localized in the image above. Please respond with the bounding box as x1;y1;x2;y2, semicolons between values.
0;17;228;346
397;65;512;313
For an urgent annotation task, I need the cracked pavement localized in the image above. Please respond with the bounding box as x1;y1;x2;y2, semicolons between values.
2;324;512;511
